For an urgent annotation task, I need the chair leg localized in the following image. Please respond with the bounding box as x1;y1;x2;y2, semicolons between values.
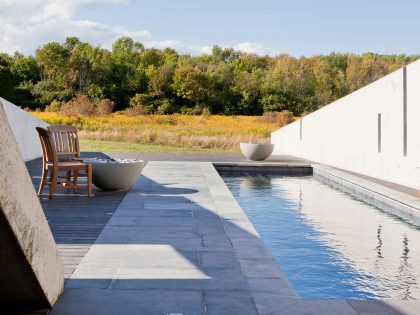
66;170;71;187
73;170;79;193
38;168;48;195
49;169;58;199
87;164;93;198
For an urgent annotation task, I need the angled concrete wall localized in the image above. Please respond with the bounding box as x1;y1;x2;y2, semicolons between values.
0;97;48;161
271;59;420;189
0;102;63;311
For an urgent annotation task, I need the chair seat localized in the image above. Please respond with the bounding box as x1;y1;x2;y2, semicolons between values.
47;161;82;166
46;161;88;171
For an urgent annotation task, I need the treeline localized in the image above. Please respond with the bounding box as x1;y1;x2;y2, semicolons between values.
0;36;418;115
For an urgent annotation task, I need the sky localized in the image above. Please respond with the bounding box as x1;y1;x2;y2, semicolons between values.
0;0;419;56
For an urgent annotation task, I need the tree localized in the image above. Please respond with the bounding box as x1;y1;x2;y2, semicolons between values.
211;46;240;63
11;56;40;84
2;38;419;114
0;53;16;100
111;37;147;107
172;60;209;106
36;42;69;84
112;37;144;65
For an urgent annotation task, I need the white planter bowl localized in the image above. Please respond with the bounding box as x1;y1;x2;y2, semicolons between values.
89;159;144;191
240;143;274;161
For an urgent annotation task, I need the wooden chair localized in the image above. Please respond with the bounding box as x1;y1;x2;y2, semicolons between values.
36;127;93;199
47;124;96;191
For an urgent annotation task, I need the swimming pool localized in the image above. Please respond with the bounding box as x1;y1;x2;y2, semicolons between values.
221;174;420;300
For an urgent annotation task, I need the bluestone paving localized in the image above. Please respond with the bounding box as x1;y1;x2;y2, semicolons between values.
50;288;205;315
48;161;299;314
348;300;420;315
205;291;258;315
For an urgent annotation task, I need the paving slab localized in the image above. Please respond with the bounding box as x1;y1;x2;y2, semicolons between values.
205;291;258;315
49;288;204;315
348;300;420;315
253;299;359;315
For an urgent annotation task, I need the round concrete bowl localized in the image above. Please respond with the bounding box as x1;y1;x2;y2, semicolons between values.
240;143;275;161
90;159;144;191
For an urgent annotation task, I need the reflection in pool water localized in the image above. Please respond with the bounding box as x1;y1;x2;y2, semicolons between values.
222;175;420;300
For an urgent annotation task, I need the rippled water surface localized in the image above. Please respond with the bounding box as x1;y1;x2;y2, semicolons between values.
222;175;420;300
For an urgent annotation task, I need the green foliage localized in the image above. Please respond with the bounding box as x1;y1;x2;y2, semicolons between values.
45;100;62;112
31;79;72;106
0;53;15;100
156;98;176;114
1;39;419;115
11;56;40;84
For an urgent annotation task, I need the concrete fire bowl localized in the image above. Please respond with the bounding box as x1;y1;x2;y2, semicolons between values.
240;143;275;161
89;158;144;191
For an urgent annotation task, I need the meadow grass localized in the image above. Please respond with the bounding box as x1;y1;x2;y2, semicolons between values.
33;112;281;151
80;139;239;154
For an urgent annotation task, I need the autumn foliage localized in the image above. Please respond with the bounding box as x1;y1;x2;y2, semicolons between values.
2;36;418;115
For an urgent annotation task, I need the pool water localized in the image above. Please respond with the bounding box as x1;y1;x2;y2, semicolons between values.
222;175;420;300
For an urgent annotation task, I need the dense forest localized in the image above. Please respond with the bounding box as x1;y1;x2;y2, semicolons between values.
0;36;418;115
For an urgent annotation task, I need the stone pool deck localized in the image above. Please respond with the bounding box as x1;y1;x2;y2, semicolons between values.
47;161;300;314
26;153;420;314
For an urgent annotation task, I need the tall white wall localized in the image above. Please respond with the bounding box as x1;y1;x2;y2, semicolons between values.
271;59;420;189
0;97;48;161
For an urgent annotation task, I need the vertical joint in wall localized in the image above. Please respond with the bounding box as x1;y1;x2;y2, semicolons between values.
378;113;381;153
403;66;407;156
300;118;303;140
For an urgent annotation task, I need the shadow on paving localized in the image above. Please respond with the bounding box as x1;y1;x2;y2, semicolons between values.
51;175;263;314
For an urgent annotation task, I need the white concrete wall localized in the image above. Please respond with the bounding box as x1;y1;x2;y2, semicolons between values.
0;100;63;309
0;97;48;161
271;59;420;189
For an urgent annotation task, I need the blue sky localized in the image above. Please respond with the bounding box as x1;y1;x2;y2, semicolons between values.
1;0;419;56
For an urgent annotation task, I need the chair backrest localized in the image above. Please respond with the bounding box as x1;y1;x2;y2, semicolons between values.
47;125;80;157
36;127;58;166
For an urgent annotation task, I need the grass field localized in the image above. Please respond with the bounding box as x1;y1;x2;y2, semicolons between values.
80;139;238;154
33;112;282;152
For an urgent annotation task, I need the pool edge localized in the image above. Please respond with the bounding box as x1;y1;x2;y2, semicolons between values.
313;164;420;226
201;163;301;309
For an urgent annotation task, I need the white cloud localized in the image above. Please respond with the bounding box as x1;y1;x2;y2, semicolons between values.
0;0;149;54
141;40;275;56
233;42;276;56
198;45;213;55
142;40;214;55
0;0;276;57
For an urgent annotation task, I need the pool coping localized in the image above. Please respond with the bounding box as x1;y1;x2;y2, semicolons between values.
213;162;313;176
202;163;302;309
313;164;420;226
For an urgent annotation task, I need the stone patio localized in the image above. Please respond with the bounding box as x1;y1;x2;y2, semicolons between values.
26;154;420;314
